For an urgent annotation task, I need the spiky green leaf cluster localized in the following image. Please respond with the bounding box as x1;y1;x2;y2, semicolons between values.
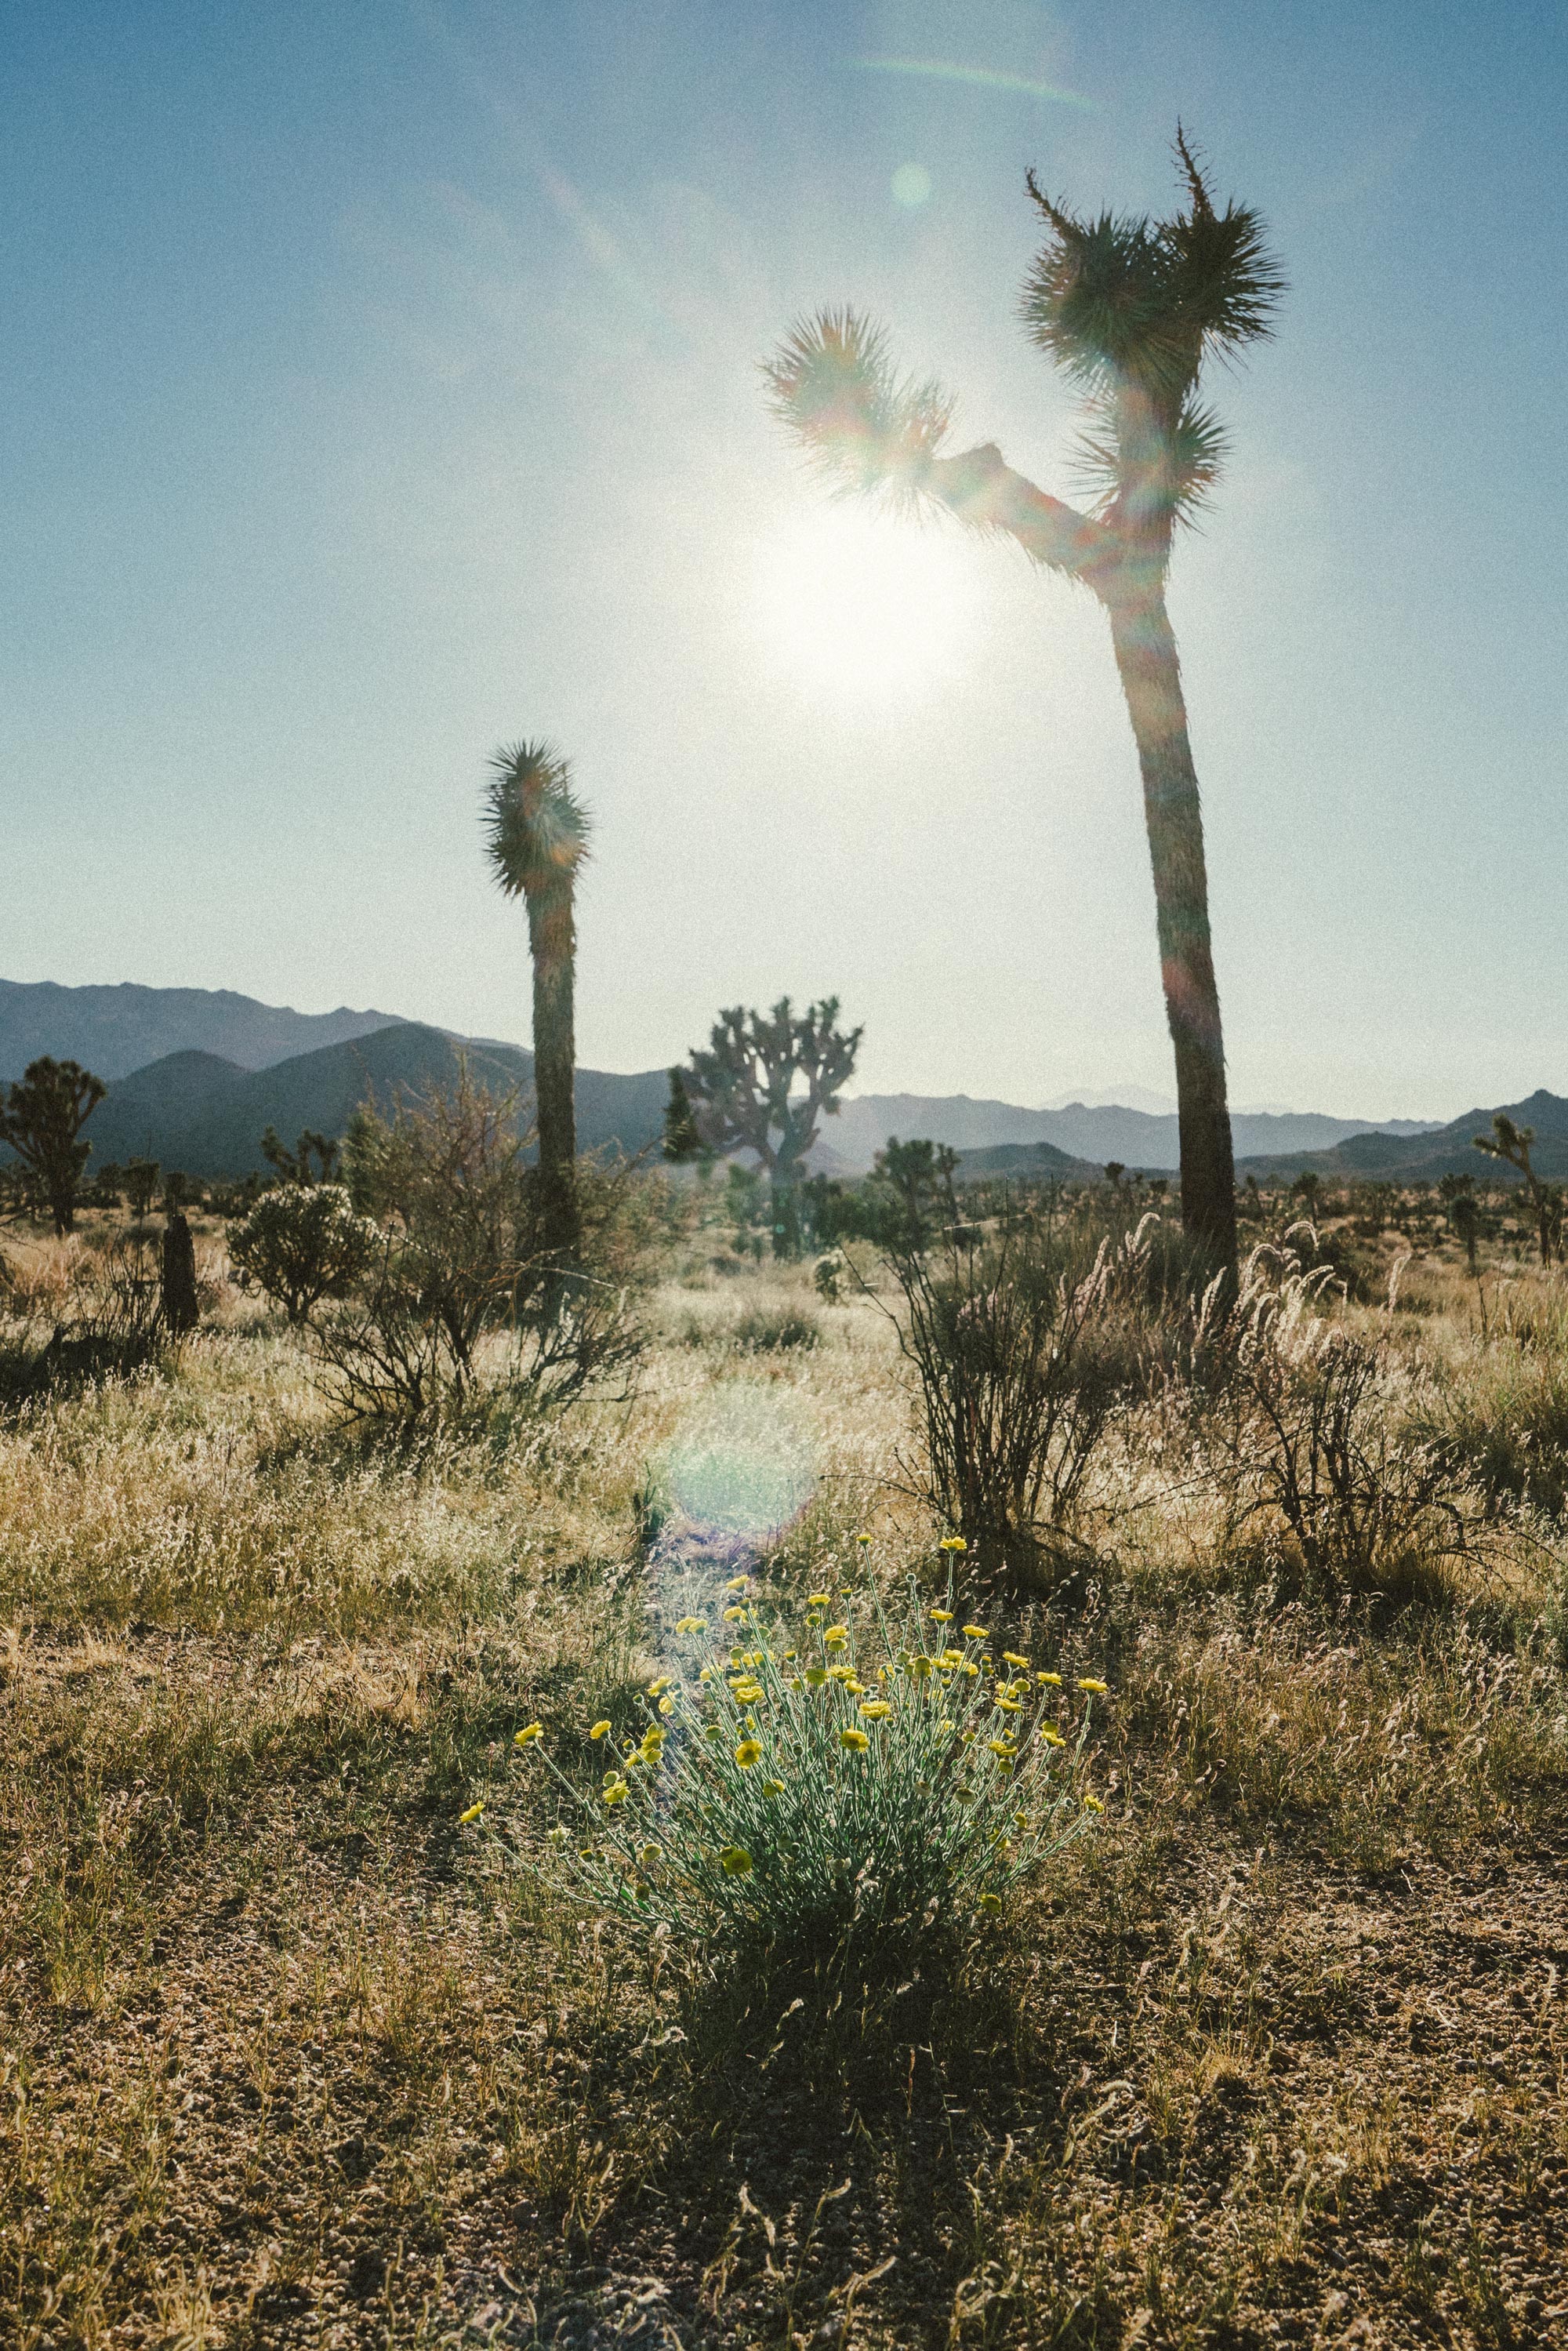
762;308;954;504
482;739;592;910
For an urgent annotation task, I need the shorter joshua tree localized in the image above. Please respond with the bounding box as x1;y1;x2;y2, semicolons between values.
125;1157;162;1223
669;998;862;1255
261;1127;340;1186
483;740;592;1265
1475;1114;1563;1266
1439;1174;1482;1274
0;1056;107;1234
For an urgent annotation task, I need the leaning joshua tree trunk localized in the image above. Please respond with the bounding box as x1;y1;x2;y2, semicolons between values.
764;133;1282;1280
1105;577;1236;1266
482;740;593;1268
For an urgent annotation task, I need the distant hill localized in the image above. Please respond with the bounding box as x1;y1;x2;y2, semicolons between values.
1236;1089;1568;1186
0;979;404;1081
952;1139;1102;1182
829;1092;1438;1176
65;1023;670;1179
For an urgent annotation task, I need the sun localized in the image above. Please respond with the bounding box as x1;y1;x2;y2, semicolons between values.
750;504;975;706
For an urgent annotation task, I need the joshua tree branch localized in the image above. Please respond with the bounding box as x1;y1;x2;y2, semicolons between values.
922;441;1116;582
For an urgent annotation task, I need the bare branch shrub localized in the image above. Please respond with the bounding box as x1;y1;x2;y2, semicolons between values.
0;1230;172;1407
312;1070;646;1430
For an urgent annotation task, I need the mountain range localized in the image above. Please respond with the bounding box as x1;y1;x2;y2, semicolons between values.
0;978;402;1081
1;977;1554;1190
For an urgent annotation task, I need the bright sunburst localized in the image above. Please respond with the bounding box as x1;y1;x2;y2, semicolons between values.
751;505;976;705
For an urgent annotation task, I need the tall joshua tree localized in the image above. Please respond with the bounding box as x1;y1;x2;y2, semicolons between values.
482;739;592;1262
764;132;1283;1274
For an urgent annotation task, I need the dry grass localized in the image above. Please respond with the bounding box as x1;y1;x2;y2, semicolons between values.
2;1218;1568;2346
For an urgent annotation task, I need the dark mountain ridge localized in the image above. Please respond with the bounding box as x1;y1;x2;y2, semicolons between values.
1235;1089;1568;1186
59;1025;670;1179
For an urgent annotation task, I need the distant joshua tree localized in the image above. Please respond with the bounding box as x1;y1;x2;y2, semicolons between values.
1475;1114;1563;1266
0;1056;107;1234
669;998;862;1255
764;132;1284;1276
482;740;593;1264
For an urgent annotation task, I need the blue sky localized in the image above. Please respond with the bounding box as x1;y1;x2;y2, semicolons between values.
2;0;1563;1117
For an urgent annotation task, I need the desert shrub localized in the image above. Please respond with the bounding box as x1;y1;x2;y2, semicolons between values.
870;1208;1178;1581
731;1300;821;1351
501;1574;1101;1973
1209;1251;1468;1599
0;1233;170;1406
226;1184;379;1324
316;1074;645;1429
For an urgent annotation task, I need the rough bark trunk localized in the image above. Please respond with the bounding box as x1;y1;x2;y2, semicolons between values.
532;913;581;1264
1105;580;1236;1274
162;1209;200;1333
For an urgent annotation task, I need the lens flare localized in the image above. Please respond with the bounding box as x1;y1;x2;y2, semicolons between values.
854;57;1098;110
662;1380;816;1543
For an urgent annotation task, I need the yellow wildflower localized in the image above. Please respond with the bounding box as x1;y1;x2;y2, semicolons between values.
1003;1652;1029;1670
930;1607;954;1623
676;1615;706;1634
636;1844;660;1868
725;1575;750;1592
648;1676;673;1696
699;1666;714;1683
589;1720;611;1742
659;1695;675;1715
804;1665;828;1687
762;1777;786;1796
1037;1671;1062;1687
602;1779;629;1806
960;1661;980;1679
546;1826;568;1844
858;1699;892;1721
823;1625;849;1648
719;1844;753;1875
1083;1793;1104;1812
807;1591;832;1607
962;1625;988;1641
978;1892;1003;1916
961;1729;976;1743
855;1532;873;1546
939;1535;967;1553
840;1728;870;1752
514;1722;543;1747
459;1801;485;1825
1077;1677;1109;1695
994;1698;1022;1714
938;1718;955;1732
909;1655;934;1681
987;1739;1015;1760
735;1739;763;1769
1041;1726;1065;1747
729;1679;764;1704
723;1606;747;1623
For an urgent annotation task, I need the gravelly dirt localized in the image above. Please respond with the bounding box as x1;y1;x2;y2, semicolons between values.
7;1652;1566;2351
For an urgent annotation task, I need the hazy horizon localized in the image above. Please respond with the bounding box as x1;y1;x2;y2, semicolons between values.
3;2;1564;1123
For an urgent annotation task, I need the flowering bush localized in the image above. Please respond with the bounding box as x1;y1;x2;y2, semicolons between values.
498;1564;1104;1963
